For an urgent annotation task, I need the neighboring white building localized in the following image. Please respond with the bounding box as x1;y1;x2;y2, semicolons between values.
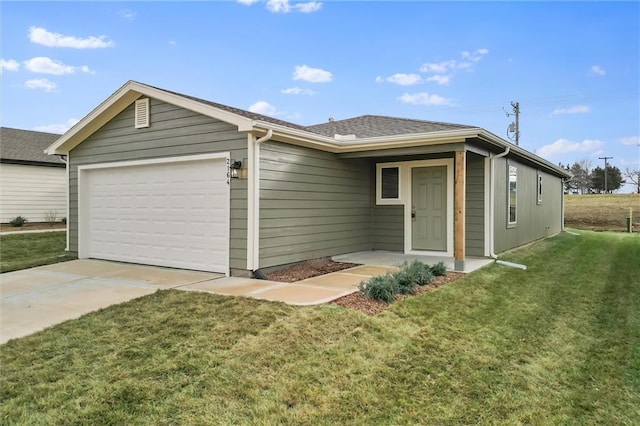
0;127;66;223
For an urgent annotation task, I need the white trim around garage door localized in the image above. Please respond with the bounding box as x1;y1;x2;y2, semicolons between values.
78;152;231;274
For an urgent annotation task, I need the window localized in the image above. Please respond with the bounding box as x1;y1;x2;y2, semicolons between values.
376;164;401;204
508;165;517;225
381;167;399;199
537;171;543;205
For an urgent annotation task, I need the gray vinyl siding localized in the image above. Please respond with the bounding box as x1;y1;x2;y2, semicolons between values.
372;205;404;251
259;141;372;268
493;157;563;253
68;98;248;270
465;153;485;256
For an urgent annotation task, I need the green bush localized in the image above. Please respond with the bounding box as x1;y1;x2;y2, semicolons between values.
430;261;447;277
358;274;398;303
9;216;27;227
393;270;417;294
401;260;434;286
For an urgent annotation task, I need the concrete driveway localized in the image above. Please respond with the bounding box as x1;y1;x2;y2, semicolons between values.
0;260;222;344
1;259;399;344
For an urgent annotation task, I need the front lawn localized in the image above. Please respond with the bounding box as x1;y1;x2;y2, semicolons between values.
1;231;638;424
0;231;72;273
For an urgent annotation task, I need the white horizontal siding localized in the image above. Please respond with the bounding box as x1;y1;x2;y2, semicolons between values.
0;163;66;223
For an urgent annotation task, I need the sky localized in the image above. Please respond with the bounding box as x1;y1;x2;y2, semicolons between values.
2;1;639;192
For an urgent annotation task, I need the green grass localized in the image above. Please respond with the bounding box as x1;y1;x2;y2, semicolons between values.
0;231;73;273
1;231;638;424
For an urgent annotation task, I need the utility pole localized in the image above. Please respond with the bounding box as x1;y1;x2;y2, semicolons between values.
504;101;520;145
599;156;613;194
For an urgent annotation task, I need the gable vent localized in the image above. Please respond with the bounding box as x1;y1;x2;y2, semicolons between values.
134;98;150;128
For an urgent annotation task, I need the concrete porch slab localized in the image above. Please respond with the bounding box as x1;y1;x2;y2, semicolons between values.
333;250;493;273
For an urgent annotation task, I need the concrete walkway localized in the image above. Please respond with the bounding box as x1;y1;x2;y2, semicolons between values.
1;260;398;344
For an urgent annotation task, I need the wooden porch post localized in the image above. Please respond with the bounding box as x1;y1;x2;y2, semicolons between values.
454;151;466;271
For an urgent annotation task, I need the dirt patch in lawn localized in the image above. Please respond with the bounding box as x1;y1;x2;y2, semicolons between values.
265;259;360;283
0;222;66;233
331;272;465;315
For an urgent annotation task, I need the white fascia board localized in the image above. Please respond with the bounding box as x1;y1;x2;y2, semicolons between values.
251;120;482;153
46;81;255;155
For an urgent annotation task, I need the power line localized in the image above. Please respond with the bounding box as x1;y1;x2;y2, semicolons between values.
599;156;613;193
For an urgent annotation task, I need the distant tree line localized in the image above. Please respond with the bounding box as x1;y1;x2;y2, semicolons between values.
558;159;637;194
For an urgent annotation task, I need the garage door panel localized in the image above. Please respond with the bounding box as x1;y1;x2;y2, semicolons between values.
83;157;229;273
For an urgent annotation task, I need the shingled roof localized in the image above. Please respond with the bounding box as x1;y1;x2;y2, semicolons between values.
305;115;476;138
155;86;311;132
155;85;475;138
0;127;65;166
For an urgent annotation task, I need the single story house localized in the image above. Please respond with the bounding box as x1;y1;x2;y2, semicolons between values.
46;81;571;275
1;127;66;223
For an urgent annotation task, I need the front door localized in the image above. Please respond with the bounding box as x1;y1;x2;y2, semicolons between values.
412;166;447;251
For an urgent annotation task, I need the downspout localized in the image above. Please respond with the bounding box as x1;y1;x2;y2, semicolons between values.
54;154;70;252
251;129;273;279
489;147;510;259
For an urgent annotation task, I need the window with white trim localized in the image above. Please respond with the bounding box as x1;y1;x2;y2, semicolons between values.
508;165;517;226
376;164;402;204
536;171;543;205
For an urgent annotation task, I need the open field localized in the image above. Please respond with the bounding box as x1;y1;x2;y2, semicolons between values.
1;231;638;424
565;193;640;232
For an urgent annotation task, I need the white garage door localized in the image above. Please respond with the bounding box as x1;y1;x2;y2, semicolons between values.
81;156;229;273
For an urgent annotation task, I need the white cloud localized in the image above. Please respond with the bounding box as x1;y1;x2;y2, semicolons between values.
33;118;79;134
265;0;322;13
426;74;451;85
24;78;57;92
461;48;489;62
590;65;606;76
419;48;489;85
28;26;114;49
118;9;136;20
384;73;423;86
281;86;316;95
24;57;92;75
237;0;261;4
294;1;322;13
169;40;177;46
248;101;278;116
420;60;457;74
398;92;454;106
293;65;333;83
552;105;591;115
621;136;640;146
535;138;604;158
0;58;20;73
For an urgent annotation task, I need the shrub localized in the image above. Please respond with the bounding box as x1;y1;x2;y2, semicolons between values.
61;217;67;224
430;261;447;277
358;273;398;303
9;216;27;227
393;269;417;294
44;210;58;224
402;260;434;286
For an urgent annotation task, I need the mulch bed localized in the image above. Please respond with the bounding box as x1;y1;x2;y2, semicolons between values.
331;272;465;315
265;258;465;316
265;259;359;283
